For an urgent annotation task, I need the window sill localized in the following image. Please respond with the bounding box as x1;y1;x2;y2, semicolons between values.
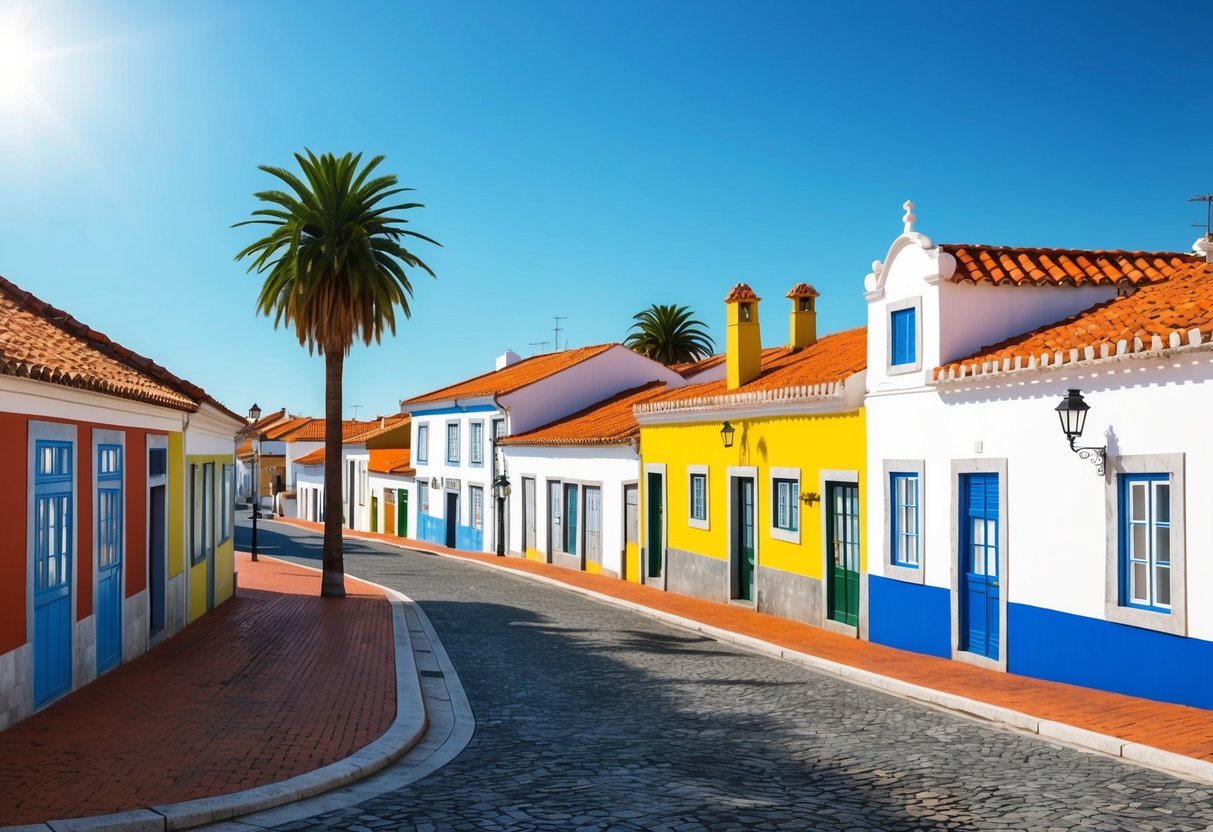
884;562;925;585
770;527;800;545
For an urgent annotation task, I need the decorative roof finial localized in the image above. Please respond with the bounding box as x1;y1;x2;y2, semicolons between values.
902;200;916;234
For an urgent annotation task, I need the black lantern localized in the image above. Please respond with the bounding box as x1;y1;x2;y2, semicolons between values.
720;421;735;448
1054;388;1105;476
248;402;262;423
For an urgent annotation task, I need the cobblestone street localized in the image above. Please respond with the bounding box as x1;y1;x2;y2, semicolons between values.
244;521;1213;831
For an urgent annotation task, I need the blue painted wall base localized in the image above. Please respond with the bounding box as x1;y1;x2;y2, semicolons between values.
1009;603;1213;710
418;513;445;545
456;525;483;552
868;575;951;659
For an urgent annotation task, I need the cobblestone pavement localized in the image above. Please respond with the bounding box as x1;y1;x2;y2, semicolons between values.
242;519;1213;831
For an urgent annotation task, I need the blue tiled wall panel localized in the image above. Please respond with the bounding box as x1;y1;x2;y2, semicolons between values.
1008;603;1213;710
867;575;951;658
418;513;445;545
456;525;483;552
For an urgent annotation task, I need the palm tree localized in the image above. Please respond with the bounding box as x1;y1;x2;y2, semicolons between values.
234;150;439;597
624;303;715;365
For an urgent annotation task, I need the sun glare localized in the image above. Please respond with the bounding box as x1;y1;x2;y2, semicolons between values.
0;12;38;107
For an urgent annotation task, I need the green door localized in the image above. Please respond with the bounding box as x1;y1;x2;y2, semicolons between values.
827;481;860;626
371;494;378;533
735;478;755;600
646;472;663;578
398;489;409;537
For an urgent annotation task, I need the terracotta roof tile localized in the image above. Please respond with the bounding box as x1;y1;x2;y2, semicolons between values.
499;382;667;447
670;353;727;378
786;283;820;299
0;275;239;418
936;262;1213;378
942;244;1197;287
368;449;413;475
270;416;408;443
401;344;616;406
645;327;867;410
724;283;760;302
295;447;325;466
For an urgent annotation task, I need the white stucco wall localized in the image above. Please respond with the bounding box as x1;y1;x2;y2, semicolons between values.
502;444;639;576
369;473;414;536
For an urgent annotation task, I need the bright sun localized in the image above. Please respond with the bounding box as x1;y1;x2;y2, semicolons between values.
0;13;39;107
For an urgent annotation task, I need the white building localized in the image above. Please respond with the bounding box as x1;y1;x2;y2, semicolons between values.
400;345;685;554
864;200;1213;708
498;382;670;576
367;449;415;538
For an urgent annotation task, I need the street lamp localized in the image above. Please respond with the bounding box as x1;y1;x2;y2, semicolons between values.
720;421;736;448
1054;388;1106;476
493;472;512;557
248;403;261;562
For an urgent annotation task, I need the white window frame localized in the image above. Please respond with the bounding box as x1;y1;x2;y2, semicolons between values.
769;466;800;544
886;296;922;375
884;459;925;585
469;484;484;531
446;421;460;465
220;463;234;542
687;465;709;530
1104;453;1186;636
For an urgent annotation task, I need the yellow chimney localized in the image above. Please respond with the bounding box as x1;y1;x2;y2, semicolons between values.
725;283;762;390
786;283;819;350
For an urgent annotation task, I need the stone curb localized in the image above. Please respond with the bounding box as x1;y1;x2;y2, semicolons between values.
398;536;1213;787
4;559;428;832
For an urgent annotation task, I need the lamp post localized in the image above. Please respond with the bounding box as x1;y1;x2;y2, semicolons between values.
493;472;511;556
248;403;261;561
1054;388;1106;476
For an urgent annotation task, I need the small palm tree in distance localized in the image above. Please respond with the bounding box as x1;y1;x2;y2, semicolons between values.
624;303;716;366
234;150;439;597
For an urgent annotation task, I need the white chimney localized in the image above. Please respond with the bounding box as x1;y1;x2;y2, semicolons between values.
496;350;522;370
1194;235;1213;264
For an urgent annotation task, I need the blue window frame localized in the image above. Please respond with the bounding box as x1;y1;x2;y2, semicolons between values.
890;307;916;367
690;473;707;522
1119;473;1171;612
890;472;919;567
97;445;123;570
773;478;798;532
416;424;429;464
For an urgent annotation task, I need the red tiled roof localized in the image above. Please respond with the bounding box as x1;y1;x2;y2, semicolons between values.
401;344;616;406
670;354;727;378
295;447;325;466
369;449;413;475
724;283;760;302
941;244;1197;287
0;275;240;419
936;261;1213;379
266;416;406;443
499;382;667;447
786;283;820;299
264;417;316;441
646;327;867;409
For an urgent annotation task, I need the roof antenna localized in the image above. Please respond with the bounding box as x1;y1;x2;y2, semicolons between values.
553;316;566;351
529;340;550;355
1189;193;1213;239
350;404;363;420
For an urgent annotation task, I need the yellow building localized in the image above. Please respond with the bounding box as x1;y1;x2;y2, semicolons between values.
635;284;869;635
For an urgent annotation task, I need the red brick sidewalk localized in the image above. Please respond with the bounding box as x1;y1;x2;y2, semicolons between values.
280;517;1213;765
0;554;395;826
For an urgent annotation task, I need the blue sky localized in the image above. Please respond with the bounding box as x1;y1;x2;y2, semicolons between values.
0;1;1210;419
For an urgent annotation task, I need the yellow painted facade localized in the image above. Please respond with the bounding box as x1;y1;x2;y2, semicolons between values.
639;407;866;582
625;542;640;583
168;432;185;578
525;546;545;563
187;453;237;623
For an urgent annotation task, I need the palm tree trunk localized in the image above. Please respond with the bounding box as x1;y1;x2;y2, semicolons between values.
321;348;347;598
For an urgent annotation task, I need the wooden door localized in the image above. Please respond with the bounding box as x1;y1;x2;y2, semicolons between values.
827;482;860;627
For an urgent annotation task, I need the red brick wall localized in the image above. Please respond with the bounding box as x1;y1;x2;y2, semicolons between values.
0;414;28;654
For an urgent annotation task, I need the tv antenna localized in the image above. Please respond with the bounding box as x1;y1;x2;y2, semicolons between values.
350;404;363;420
1189;193;1213;239
553;316;566;351
529;340;550;354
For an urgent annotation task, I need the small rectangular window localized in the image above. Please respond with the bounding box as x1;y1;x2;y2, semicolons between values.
1120;473;1170;612
890;472;919;567
417;424;429;464
471;422;484;466
689;473;707;522
418;481;430;515
891;307;916;366
470;485;484;530
221;464;234;542
773;478;799;532
447;423;460;464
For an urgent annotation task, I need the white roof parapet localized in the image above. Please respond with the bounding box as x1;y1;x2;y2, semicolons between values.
632;379;848;415
931;325;1213;387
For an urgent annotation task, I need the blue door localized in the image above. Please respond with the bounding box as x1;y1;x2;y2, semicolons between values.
96;445;123;674
33;441;73;707
960;473;1000;659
